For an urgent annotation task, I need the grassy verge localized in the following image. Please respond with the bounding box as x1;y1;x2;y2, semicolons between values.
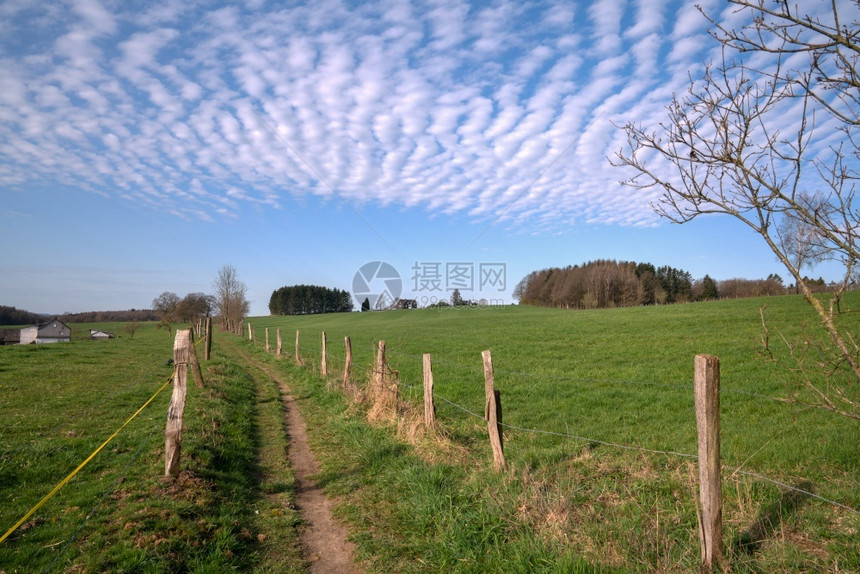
0;323;304;572
240;295;859;572
228;337;604;573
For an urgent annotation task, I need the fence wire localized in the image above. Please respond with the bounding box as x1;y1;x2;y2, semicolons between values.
0;376;173;545
250;329;859;517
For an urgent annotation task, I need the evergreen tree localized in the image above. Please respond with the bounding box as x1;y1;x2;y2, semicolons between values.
450;289;464;306
700;275;720;300
268;285;354;315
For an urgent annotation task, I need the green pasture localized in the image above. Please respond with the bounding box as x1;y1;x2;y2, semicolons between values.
0;323;303;572
0;294;857;572
248;295;859;477
242;294;859;571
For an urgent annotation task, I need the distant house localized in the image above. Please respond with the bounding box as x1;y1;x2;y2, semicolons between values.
0;329;21;345
19;317;72;344
396;298;418;309
89;329;115;339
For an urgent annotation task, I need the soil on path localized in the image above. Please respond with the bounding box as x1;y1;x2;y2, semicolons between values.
239;351;360;573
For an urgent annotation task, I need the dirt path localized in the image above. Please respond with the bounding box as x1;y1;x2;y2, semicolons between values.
237;350;360;573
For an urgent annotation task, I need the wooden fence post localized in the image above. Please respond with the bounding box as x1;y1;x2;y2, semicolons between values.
482;350;506;471
204;317;212;361
165;329;190;476
321;331;327;377
423;354;436;430
265;327;270;353
373;340;386;397
248;322;253;341
695;354;723;571
188;329;204;389
369;340;399;419
343;336;352;386
295;330;302;364
276;327;282;357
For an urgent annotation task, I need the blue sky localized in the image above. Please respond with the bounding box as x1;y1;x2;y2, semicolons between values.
0;0;847;316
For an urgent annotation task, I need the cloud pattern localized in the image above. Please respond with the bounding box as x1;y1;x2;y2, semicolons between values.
0;0;756;228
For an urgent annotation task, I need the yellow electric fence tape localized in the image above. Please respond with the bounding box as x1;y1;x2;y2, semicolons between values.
0;377;174;545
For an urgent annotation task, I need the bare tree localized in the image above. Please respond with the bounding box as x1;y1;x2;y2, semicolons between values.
212;265;250;335
124;321;141;339
152;291;180;334
776;193;830;293
175;292;215;323
615;1;859;417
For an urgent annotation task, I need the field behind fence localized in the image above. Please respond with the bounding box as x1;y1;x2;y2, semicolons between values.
245;294;859;571
1;294;857;571
0;322;305;572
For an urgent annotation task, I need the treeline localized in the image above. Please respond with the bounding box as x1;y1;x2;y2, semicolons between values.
514;260;698;309
61;309;160;323
0;306;162;326
0;306;45;326
269;285;353;315
515;261;836;310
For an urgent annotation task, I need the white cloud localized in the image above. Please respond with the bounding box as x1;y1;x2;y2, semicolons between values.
70;0;116;35
2;0;822;233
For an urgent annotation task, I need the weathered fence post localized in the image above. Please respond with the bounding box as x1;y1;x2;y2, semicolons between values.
373;340;386;397
204;317;212;361
482;350;506;471
423;353;437;430
248;322;253;341
321;331;327;377
695;354;723;571
276;327;282;357
295;330;302;364
265;327;270;353
343;336;352;386
188;329;204;389
368;340;399;419
165;329;190;476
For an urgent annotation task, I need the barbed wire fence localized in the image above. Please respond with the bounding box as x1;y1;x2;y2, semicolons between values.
246;321;859;568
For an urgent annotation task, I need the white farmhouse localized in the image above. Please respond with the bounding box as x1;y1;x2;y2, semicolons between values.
19;317;72;344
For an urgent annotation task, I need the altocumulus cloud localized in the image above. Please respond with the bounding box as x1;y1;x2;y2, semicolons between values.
0;0;764;229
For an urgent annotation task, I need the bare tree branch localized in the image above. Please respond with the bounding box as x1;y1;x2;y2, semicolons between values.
614;0;860;415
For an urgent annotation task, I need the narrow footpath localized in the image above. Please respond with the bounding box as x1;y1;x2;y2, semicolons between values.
236;348;360;573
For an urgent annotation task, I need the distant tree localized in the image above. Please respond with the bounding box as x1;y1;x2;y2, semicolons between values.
175;292;215;323
0;306;42;326
700;275;720;301
152;291;180;333
361;297;370;312
124;322;141;339
450;289;464;306
269;285;353;315
152;292;179;318
212;265;250;335
60;309;159;323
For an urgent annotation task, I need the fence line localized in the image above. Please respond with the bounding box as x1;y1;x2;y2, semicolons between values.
264;332;822;409
252;328;859;518
400;376;859;515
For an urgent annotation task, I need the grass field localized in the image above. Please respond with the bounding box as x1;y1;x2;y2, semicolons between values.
242;294;859;572
1;295;858;572
0;323;304;572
